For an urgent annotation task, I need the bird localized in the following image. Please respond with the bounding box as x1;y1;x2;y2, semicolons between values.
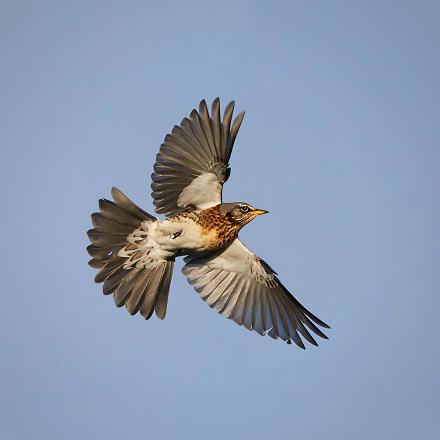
87;98;330;348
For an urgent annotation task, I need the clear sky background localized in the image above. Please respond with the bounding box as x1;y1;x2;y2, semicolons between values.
1;1;439;439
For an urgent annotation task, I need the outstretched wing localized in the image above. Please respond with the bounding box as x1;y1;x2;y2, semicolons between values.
151;98;245;217
182;239;330;348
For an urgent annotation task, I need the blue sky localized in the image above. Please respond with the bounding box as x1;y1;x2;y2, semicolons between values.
1;1;439;439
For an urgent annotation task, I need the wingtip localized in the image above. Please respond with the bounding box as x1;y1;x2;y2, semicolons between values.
292;339;306;349
199;99;208;113
297;339;306;349
111;187;122;200
224;100;235;115
235;110;246;122
211;97;221;115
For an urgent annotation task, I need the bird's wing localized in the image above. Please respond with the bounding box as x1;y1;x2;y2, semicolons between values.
182;239;330;348
151;98;245;217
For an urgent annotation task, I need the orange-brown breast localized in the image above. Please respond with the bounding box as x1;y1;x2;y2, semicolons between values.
199;207;241;249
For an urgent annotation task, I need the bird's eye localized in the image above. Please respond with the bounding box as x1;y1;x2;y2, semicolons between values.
240;205;250;213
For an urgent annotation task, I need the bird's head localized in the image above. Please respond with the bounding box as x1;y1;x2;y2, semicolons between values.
218;202;268;226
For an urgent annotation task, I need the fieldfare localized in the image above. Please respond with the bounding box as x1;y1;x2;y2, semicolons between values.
87;98;330;348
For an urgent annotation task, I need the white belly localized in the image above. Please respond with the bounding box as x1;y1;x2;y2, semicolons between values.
153;218;216;254
118;217;216;269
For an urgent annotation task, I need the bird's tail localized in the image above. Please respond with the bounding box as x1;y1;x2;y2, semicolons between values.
87;187;174;320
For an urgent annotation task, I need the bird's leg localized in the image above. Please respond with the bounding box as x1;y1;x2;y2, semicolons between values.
170;230;182;239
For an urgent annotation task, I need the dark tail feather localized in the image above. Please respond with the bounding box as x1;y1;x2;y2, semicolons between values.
154;261;174;319
87;187;174;320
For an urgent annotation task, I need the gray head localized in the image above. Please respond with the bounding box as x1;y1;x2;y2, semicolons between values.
218;202;268;226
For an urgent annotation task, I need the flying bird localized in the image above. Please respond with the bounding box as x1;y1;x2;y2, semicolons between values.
87;98;330;348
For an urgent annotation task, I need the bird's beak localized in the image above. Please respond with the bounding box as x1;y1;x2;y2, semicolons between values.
253;209;269;216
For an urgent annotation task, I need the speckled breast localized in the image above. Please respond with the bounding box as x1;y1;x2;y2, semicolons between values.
171;206;241;252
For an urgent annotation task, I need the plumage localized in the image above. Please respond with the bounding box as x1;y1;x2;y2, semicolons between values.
91;213;133;235
113;268;142;307
154;262;174;319
151;99;245;217
87;98;330;348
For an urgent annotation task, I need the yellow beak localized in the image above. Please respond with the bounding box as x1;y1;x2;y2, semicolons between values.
253;209;269;216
